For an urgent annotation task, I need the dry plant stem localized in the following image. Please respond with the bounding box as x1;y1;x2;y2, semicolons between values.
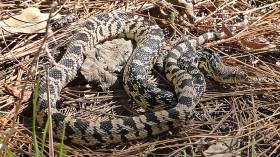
211;47;280;80
208;108;235;134
235;127;280;154
44;2;59;157
236;1;280;14
46;68;54;157
196;0;237;24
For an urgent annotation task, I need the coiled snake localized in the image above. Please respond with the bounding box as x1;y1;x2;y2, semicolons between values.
38;12;247;146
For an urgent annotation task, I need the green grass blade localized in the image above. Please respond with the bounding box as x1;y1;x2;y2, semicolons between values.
33;78;40;157
40;114;50;157
0;139;14;157
59;123;66;157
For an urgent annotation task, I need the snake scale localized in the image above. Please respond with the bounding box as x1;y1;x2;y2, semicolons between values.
38;12;247;146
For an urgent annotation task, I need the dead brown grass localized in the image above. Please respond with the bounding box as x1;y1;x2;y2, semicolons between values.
0;0;279;156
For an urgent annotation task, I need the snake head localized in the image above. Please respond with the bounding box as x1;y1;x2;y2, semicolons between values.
197;48;248;83
199;60;248;83
217;66;248;83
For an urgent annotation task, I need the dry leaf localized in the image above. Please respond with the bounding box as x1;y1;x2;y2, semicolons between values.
0;7;60;35
222;23;270;49
222;23;234;38
240;39;270;49
4;85;32;103
203;139;240;157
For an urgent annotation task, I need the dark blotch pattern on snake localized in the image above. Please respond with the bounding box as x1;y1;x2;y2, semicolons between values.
38;12;247;146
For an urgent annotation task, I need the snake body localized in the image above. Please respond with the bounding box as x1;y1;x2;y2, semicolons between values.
38;12;246;146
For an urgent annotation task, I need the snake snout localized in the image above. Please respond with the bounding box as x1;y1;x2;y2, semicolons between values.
214;66;248;83
235;69;248;82
228;67;248;83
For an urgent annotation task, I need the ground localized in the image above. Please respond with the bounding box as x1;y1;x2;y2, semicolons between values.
0;0;279;156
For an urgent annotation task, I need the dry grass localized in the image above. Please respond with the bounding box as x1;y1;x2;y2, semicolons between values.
0;0;279;156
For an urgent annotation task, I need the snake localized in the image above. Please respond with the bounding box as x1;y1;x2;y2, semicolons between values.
37;11;247;146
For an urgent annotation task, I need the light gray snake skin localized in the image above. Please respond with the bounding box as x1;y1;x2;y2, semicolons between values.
38;12;247;146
